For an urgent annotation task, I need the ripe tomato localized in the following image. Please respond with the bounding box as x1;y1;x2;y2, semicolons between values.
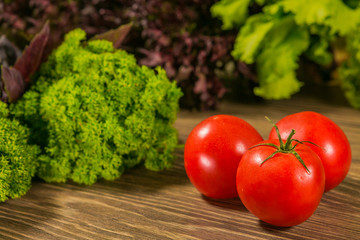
184;115;263;199
268;112;351;191
236;138;325;227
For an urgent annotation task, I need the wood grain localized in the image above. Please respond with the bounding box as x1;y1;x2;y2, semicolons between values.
0;93;359;240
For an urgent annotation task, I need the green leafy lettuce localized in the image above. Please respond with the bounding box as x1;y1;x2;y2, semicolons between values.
11;29;183;185
339;29;360;109
212;0;360;104
282;0;360;36
232;5;309;99
211;0;252;30
0;102;40;202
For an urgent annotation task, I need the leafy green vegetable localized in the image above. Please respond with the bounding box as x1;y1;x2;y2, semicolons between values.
339;28;360;109
210;0;281;30
232;14;275;64
233;5;309;99
211;0;252;30
11;29;183;185
0;102;40;202
344;0;360;8
282;0;360;36
212;0;360;104
255;19;309;99
304;35;333;66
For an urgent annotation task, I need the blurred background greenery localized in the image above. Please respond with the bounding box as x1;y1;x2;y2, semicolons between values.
1;0;360;110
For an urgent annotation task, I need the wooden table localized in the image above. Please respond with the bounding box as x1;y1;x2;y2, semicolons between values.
0;92;359;239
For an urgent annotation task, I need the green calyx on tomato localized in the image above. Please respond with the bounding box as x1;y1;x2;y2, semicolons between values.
250;117;323;174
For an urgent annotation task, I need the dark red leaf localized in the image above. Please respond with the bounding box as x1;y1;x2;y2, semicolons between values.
194;73;207;95
0;0;242;110
91;22;132;49
138;49;163;66
13;21;50;83
164;62;176;78
1;66;25;103
176;65;193;82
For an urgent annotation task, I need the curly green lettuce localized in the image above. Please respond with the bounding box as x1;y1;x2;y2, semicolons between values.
11;29;183;185
0;102;40;202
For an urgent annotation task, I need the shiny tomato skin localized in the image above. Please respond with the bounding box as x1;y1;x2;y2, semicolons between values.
236;139;325;227
269;111;351;192
184;115;263;199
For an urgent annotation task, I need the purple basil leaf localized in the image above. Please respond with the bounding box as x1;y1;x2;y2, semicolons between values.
164;61;176;78
1;65;25;103
176;65;193;82
14;21;50;83
91;22;132;49
138;48;164;67
193;72;207;96
1;0;247;110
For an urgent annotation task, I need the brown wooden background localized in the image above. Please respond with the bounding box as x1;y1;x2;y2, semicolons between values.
0;91;359;239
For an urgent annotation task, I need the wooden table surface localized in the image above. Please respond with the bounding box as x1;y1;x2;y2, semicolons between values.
0;91;359;240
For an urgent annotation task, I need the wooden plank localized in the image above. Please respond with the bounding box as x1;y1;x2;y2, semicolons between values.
0;94;358;239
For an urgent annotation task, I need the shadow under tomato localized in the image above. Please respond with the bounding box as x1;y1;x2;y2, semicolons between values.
201;195;248;212
259;220;293;232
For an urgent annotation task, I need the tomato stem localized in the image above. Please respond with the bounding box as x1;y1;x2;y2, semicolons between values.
253;117;312;174
284;129;296;150
291;150;310;173
293;140;326;151
265;116;284;149
261;150;281;165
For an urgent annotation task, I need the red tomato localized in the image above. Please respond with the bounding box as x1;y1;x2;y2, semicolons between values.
268;112;351;191
184;115;263;199
236;139;325;227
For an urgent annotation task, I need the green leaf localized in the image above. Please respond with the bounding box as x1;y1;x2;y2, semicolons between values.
254;17;309;99
305;37;333;65
341;68;360;109
339;28;360;109
0;101;8;118
282;0;360;36
232;4;310;100
232;14;275;63
344;0;360;9
211;0;252;30
256;0;282;5
254;71;303;99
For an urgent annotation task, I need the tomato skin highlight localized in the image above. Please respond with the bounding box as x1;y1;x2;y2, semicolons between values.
236;139;325;227
268;111;351;192
184;115;263;199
